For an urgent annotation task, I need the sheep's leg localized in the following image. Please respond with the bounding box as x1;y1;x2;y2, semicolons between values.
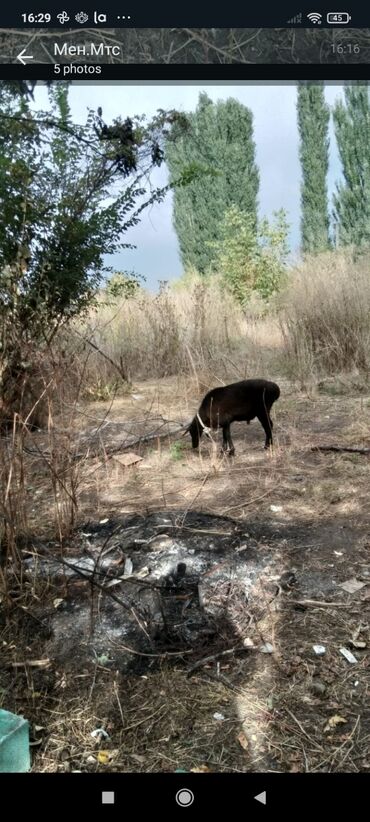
222;423;235;456
257;409;273;448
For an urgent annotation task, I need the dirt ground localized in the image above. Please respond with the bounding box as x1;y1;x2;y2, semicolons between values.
1;374;370;773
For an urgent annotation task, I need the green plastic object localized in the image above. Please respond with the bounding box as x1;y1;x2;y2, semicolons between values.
0;708;31;772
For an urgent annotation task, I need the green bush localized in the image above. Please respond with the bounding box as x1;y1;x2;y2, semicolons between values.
210;206;289;304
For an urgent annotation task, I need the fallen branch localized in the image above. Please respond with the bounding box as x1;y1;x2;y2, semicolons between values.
312;445;370;455
101;422;188;456
289;598;353;608
23;419;188;461
187;645;249;676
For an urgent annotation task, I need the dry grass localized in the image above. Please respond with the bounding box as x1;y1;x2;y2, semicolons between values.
281;250;370;384
1;373;370;773
2;253;370;774
74;275;282;392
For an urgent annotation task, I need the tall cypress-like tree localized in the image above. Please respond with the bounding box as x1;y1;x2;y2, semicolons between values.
297;82;330;253
333;82;370;247
166;93;259;273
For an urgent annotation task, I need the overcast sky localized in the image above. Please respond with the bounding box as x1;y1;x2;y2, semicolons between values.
35;82;344;291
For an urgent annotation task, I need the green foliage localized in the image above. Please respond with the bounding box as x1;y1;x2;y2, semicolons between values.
0;82;194;426
0;83;192;342
166;92;259;273
297;82;330;253
170;441;185;461
105;271;142;299
333;82;370;247
211;206;289;303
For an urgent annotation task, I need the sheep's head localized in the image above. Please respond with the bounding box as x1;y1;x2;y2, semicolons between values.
186;417;201;449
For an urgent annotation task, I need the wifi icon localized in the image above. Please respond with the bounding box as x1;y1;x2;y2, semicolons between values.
307;12;322;23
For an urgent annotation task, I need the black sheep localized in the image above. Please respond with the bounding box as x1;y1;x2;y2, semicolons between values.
186;379;280;455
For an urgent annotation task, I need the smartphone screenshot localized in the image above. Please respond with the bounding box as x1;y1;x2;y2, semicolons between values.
0;2;369;811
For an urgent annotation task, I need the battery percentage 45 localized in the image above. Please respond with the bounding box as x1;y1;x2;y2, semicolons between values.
327;13;352;24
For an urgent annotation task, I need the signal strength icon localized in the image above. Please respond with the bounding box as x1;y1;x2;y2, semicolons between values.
307;12;322;23
287;13;302;24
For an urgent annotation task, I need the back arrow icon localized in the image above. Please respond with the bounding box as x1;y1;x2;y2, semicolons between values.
17;49;34;65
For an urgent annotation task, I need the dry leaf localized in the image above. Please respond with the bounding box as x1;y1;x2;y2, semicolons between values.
352;624;366;640
339;578;366;594
237;732;249;751
130;753;145;764
324;715;347;733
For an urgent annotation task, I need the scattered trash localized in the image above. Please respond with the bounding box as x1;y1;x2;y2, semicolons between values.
334;551;343;557
352;624;367;642
313;645;326;656
339;578;366;594
175;768;187;773
324;715;347;733
97;750;111;765
260;643;274;654
339;647;357;664
99;518;109;525
270;505;283;513
123;558;133;577
131;394;144;400
53;598;64;609
91;728;110;741
349;639;367;649
106;577;125;589
0;709;31;772
190;764;212;772
243;637;256;649
213;713;225;721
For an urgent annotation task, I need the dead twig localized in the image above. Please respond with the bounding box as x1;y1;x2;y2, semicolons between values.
187;645;249;676
290;599;356;607
312;445;370;455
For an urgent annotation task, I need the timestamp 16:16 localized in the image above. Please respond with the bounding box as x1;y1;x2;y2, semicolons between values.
331;43;360;54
